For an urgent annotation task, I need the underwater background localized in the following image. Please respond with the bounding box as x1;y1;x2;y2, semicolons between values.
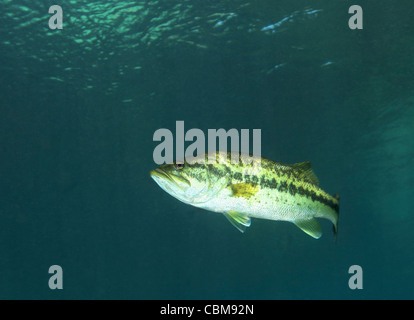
0;0;413;299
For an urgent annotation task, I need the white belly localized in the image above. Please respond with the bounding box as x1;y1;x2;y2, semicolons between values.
194;190;314;222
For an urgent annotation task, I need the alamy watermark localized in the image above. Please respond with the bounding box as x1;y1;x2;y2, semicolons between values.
348;265;363;290
153;121;261;168
48;265;63;290
48;5;63;30
46;5;363;31
348;5;363;30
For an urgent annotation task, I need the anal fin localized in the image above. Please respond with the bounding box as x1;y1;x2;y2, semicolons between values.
223;211;251;233
293;218;322;239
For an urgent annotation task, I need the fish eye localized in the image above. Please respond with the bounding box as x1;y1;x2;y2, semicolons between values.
175;162;185;170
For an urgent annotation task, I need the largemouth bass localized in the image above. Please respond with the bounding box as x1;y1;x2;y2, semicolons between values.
150;151;339;239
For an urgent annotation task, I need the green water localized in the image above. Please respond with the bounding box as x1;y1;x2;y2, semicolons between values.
0;0;413;299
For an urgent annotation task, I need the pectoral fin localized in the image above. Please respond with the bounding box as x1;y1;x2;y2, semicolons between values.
223;211;251;233
294;218;322;239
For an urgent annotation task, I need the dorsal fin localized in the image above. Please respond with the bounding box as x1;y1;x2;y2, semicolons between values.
291;161;319;186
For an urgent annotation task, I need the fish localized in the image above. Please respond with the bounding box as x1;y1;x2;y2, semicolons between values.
150;151;339;239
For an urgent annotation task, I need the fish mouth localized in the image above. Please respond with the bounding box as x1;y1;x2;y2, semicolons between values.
150;168;191;191
150;168;172;181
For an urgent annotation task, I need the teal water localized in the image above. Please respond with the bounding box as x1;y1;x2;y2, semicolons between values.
0;0;413;299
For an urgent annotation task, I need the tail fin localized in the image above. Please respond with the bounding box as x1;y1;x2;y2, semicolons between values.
332;194;340;241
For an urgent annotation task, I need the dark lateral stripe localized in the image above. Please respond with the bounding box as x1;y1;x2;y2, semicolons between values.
291;184;339;213
240;174;339;213
190;158;339;213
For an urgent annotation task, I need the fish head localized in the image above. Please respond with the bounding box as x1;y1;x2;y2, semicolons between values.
150;157;230;205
